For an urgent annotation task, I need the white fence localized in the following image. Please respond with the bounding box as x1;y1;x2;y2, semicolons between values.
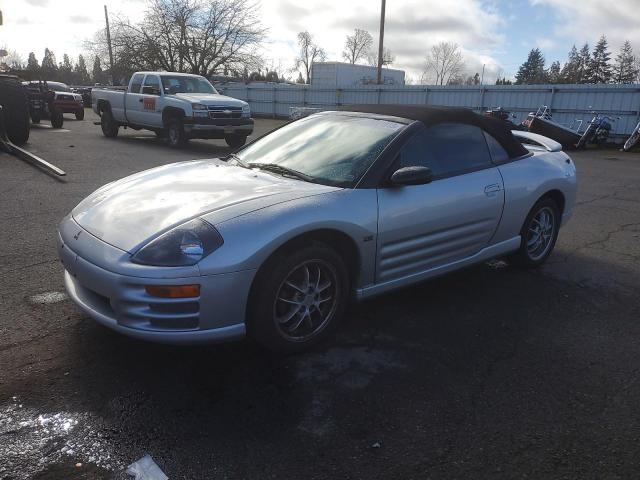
214;82;640;137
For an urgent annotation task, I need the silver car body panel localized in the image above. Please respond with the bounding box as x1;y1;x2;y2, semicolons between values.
59;125;577;344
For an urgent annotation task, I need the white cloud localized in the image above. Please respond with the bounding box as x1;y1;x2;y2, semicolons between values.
530;0;640;50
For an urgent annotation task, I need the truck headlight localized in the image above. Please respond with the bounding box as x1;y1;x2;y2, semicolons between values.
192;104;209;118
131;218;223;267
242;104;250;118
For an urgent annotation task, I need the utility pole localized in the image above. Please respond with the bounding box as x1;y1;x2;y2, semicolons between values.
376;0;386;85
480;64;485;85
104;5;115;85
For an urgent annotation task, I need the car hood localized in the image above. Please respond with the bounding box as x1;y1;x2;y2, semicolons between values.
72;160;338;253
170;93;247;107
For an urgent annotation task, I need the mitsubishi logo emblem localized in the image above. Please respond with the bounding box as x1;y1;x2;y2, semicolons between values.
73;230;82;240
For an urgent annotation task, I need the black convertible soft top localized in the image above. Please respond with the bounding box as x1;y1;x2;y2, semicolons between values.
341;104;529;159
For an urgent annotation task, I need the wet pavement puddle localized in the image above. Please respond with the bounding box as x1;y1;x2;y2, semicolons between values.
0;397;121;479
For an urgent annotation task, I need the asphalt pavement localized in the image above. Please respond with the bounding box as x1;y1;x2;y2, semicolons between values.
1;110;639;479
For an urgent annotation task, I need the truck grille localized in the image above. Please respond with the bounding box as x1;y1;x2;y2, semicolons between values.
208;106;242;119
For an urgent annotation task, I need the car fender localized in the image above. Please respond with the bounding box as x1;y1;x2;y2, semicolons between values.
493;151;577;243
200;189;379;289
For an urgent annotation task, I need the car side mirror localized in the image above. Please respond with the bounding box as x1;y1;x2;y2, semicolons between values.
390;166;433;186
141;86;159;95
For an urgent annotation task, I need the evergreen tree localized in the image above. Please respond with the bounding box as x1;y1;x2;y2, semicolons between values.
560;45;580;83
26;52;39;72
577;43;590;83
495;77;513;85
515;48;548;84
92;56;104;84
74;55;90;84
612;40;637;84
587;35;612;83
41;48;58;79
59;54;74;83
548;61;561;83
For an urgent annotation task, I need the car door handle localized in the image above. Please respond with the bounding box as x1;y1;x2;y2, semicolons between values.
484;184;502;195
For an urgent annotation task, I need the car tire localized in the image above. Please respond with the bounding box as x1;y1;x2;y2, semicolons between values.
225;134;247;149
167;118;187;148
0;76;31;145
154;129;167;138
100;110;118;138
75;109;85;121
510;197;560;268
31;113;41;124
248;243;350;353
50;108;64;129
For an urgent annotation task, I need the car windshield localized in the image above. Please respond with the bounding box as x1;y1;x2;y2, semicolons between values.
160;75;218;95
47;82;70;92
235;114;404;187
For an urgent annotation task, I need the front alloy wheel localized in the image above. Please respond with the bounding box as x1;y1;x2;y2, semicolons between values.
274;260;338;342
249;244;349;352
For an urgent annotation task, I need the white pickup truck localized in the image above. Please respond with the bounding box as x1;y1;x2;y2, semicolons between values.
91;71;253;148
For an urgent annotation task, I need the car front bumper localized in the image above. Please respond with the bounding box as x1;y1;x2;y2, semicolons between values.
57;227;254;345
184;117;254;139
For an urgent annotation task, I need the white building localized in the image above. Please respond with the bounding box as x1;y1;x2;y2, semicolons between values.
311;62;405;87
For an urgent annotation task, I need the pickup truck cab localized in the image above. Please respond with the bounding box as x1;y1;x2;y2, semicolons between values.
92;72;253;148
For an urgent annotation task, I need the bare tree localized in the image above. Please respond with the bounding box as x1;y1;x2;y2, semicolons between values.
342;28;373;64
87;0;266;81
366;47;394;68
4;50;24;69
295;31;326;84
423;42;465;85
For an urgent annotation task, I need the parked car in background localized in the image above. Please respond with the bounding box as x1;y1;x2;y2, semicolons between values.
58;106;576;352
91;71;253;148
71;86;93;107
44;81;85;120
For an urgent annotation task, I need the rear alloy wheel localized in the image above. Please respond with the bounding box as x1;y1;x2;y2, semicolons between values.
249;244;349;353
100;110;118;137
511;198;560;268
75;108;85;121
225;134;247;149
167;118;187;148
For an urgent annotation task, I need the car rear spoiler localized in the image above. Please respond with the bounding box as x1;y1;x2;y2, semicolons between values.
511;130;563;152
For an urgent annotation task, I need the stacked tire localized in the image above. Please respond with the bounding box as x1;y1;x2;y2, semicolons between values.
0;75;30;145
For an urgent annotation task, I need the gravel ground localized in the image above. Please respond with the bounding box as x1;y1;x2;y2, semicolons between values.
1;110;639;479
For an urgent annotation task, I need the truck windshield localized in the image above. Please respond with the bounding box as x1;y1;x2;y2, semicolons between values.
235;114;404;187
160;75;218;95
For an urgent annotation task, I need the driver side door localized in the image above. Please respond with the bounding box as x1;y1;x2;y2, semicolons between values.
375;123;505;285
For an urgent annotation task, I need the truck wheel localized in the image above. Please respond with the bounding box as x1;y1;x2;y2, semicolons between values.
225;134;247;149
0;75;31;145
167;118;187;148
50;108;64;129
75;109;85;121
31;112;41;124
100;110;119;138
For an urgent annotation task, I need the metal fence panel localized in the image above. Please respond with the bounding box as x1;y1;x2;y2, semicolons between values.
214;82;640;136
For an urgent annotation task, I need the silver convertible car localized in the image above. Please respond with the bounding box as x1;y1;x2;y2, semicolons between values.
58;105;576;352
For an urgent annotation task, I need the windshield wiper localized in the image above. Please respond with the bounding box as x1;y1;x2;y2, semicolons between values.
247;163;313;182
224;153;249;168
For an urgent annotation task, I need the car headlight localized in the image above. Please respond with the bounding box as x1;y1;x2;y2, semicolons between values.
192;104;209;118
242;104;250;118
131;218;223;267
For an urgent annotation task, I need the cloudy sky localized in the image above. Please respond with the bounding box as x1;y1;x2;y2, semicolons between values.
1;0;638;82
